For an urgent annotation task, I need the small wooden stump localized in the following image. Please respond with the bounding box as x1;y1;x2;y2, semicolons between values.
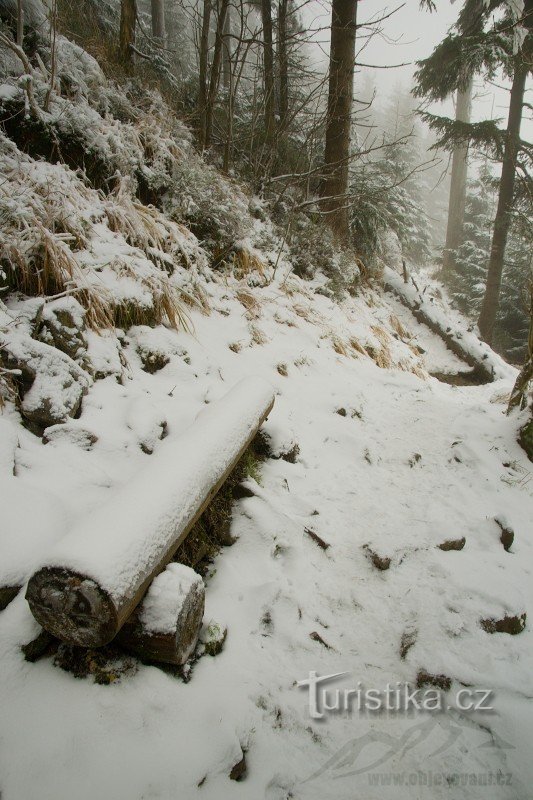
117;564;205;665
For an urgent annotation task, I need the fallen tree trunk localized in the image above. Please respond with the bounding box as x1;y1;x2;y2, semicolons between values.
116;563;205;665
26;377;275;647
384;268;512;384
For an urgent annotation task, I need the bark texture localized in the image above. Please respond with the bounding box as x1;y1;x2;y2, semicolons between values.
320;0;358;242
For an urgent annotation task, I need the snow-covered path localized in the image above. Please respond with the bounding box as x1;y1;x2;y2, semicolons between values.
0;276;532;800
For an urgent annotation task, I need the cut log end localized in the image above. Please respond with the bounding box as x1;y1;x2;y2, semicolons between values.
25;568;118;647
117;565;205;665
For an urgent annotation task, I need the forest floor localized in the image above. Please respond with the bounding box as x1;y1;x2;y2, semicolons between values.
1;265;532;800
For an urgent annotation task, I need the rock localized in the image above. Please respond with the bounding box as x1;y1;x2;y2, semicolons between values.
438;537;466;551
276;363;288;377
481;613;526;635
138;348;170;374
519;416;533;461
229;751;247;781
86;330;125;380
400;630;417;659
495;517;514;552
0;584;21;611
0;332;91;433
126;397;167;455
200;620;227;657
363;544;391;571
274;442;300;463
21;629;57;662
43;423;98;449
416;670;452;691
336;407;347;417
38;298;88;365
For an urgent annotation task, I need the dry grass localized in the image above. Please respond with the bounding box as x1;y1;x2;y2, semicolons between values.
389;314;412;341
104;180;198;272
236;289;262;319
0;145;205;333
249;323;268;346
215;245;266;279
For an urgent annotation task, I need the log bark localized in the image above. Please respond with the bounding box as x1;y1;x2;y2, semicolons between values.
26;378;274;647
117;564;205;665
320;0;358;242
442;77;473;274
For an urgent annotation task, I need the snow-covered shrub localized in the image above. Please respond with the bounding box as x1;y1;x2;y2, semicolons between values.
0;134;207;331
287;214;360;297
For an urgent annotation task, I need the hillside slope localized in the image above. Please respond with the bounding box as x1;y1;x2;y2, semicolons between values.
0;24;532;800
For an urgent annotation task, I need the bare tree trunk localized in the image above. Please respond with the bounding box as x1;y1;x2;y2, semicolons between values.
261;0;276;143
204;0;230;149
277;0;288;132
320;0;358;242
477;57;527;344
16;0;24;47
198;0;212;148
119;0;137;65
151;0;166;43
442;76;473;273
222;2;231;90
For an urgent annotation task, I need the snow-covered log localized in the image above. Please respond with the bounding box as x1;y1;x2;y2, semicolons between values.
26;377;275;647
384;268;514;384
116;564;205;665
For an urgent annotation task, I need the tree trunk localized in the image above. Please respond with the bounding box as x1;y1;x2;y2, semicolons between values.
222;2;231;90
119;0;137;65
261;0;276;143
477;57;528;344
320;0;358;242
151;0;166;43
198;0;212;148
277;0;288;131
442;76;473;273
204;0;230;149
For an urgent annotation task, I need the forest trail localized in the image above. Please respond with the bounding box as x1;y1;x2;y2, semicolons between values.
1;272;531;800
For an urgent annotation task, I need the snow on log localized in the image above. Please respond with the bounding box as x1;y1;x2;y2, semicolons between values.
384;268;514;384
116;563;205;665
26;377;275;647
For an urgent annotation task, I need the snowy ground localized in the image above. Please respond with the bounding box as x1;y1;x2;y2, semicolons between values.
0;272;532;800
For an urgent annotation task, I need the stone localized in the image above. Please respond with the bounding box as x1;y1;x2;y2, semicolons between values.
481;613;526;635
229;752;247;781
0;332;91;434
416;670;452;691
519;417;533;461
200;620;227;657
38;298;88;364
438;537;466;551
